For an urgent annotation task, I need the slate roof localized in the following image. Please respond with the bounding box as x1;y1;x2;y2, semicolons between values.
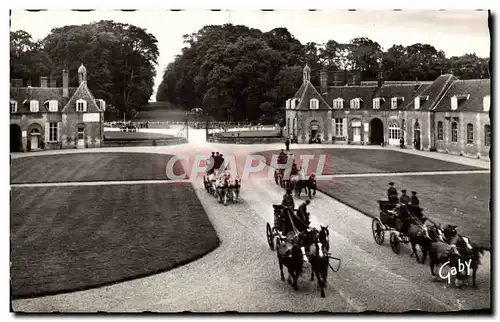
373;84;422;110
401;74;458;111
10;87;77;113
61;81;102;113
433;79;491;112
293;81;331;110
324;85;378;109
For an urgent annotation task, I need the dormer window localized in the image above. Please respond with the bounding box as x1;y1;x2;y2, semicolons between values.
76;99;87;112
451;94;470;111
415;95;429;109
333;98;343;109
483;95;490;112
350;98;361;109
309;98;319;110
10;100;17;113
373;98;380;109
286;99;291;109
30;100;39;112
48;100;58;112
391;97;398;109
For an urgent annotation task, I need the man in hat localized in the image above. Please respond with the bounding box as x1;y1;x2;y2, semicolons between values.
410;191;420;206
400;190;410;205
207;152;216;174
387;182;399;203
297;199;311;232
285;138;291;151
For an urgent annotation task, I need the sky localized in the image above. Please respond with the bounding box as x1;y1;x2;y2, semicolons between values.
10;9;490;102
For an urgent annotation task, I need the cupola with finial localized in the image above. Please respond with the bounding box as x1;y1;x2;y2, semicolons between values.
303;64;311;83
78;63;87;84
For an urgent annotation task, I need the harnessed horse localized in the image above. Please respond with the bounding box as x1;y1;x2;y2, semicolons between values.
442;225;484;287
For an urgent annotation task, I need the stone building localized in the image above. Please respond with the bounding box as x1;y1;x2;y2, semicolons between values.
10;64;106;152
285;65;491;158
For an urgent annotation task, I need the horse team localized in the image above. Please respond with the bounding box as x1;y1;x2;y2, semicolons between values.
202;152;241;206
274;150;317;198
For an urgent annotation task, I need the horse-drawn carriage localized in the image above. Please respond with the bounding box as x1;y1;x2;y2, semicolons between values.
203;171;241;206
273;168;317;198
372;200;427;254
266;204;340;297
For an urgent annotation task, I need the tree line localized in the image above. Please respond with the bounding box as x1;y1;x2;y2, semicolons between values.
10;20;159;119
157;24;489;122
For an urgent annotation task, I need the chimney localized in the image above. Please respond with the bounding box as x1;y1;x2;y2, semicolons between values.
347;72;361;86
377;71;384;87
49;76;57;88
320;69;328;94
11;79;23;87
333;71;345;86
40;76;48;88
62;69;69;98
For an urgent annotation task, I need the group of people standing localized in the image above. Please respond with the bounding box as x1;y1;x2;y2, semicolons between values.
277;149;299;176
206;152;225;175
387;182;420;206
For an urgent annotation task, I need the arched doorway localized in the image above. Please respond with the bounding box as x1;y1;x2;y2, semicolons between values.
10;124;22;152
309;120;321;143
369;118;384;145
30;128;41;150
414;120;421;150
77;124;86;149
350;118;362;143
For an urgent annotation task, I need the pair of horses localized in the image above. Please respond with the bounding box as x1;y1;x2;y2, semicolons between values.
276;225;331;297
276;169;317;198
203;172;241;205
403;220;484;287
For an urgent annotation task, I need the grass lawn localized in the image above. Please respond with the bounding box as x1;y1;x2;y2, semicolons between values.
254;149;483;174
10;153;186;183
103;131;175;140
317;173;491;249
10;183;219;299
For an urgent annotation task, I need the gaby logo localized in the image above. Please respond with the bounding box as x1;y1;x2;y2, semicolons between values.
164;153;330;180
438;259;472;284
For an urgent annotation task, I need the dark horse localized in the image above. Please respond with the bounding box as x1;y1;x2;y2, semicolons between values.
308;226;330;297
443;225;485;287
429;241;462;286
295;174;317;198
277;238;303;291
407;222;444;264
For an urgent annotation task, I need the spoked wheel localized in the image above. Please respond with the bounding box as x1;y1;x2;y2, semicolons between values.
372;218;385;245
390;232;401;254
266;223;274;250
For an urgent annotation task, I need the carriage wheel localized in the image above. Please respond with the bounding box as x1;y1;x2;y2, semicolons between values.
266;223;274;250
390;232;401;254
371;218;385;245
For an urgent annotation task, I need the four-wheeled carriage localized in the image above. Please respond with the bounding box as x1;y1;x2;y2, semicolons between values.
266;204;288;250
372;200;427;254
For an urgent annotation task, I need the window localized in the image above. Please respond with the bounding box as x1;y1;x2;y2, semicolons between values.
414;97;420;110
77;127;85;140
76;99;87;112
451;96;458;110
437;121;443;140
286;99;290;109
334;118;343;136
49;100;58;112
49;122;58;142
451;122;458;143
310;98;319;109
483;95;490;112
30;100;39;112
466;123;474;144
333;99;343;109
350;98;360;109
388;122;400;140
10;101;17;113
391;97;399;109
485;125;491;147
372;98;380;109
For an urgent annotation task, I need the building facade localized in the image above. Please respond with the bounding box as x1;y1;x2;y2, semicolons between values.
285;65;491;159
10;64;106;152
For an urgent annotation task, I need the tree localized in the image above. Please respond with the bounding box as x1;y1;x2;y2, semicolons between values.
448;53;489;79
347;37;383;80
